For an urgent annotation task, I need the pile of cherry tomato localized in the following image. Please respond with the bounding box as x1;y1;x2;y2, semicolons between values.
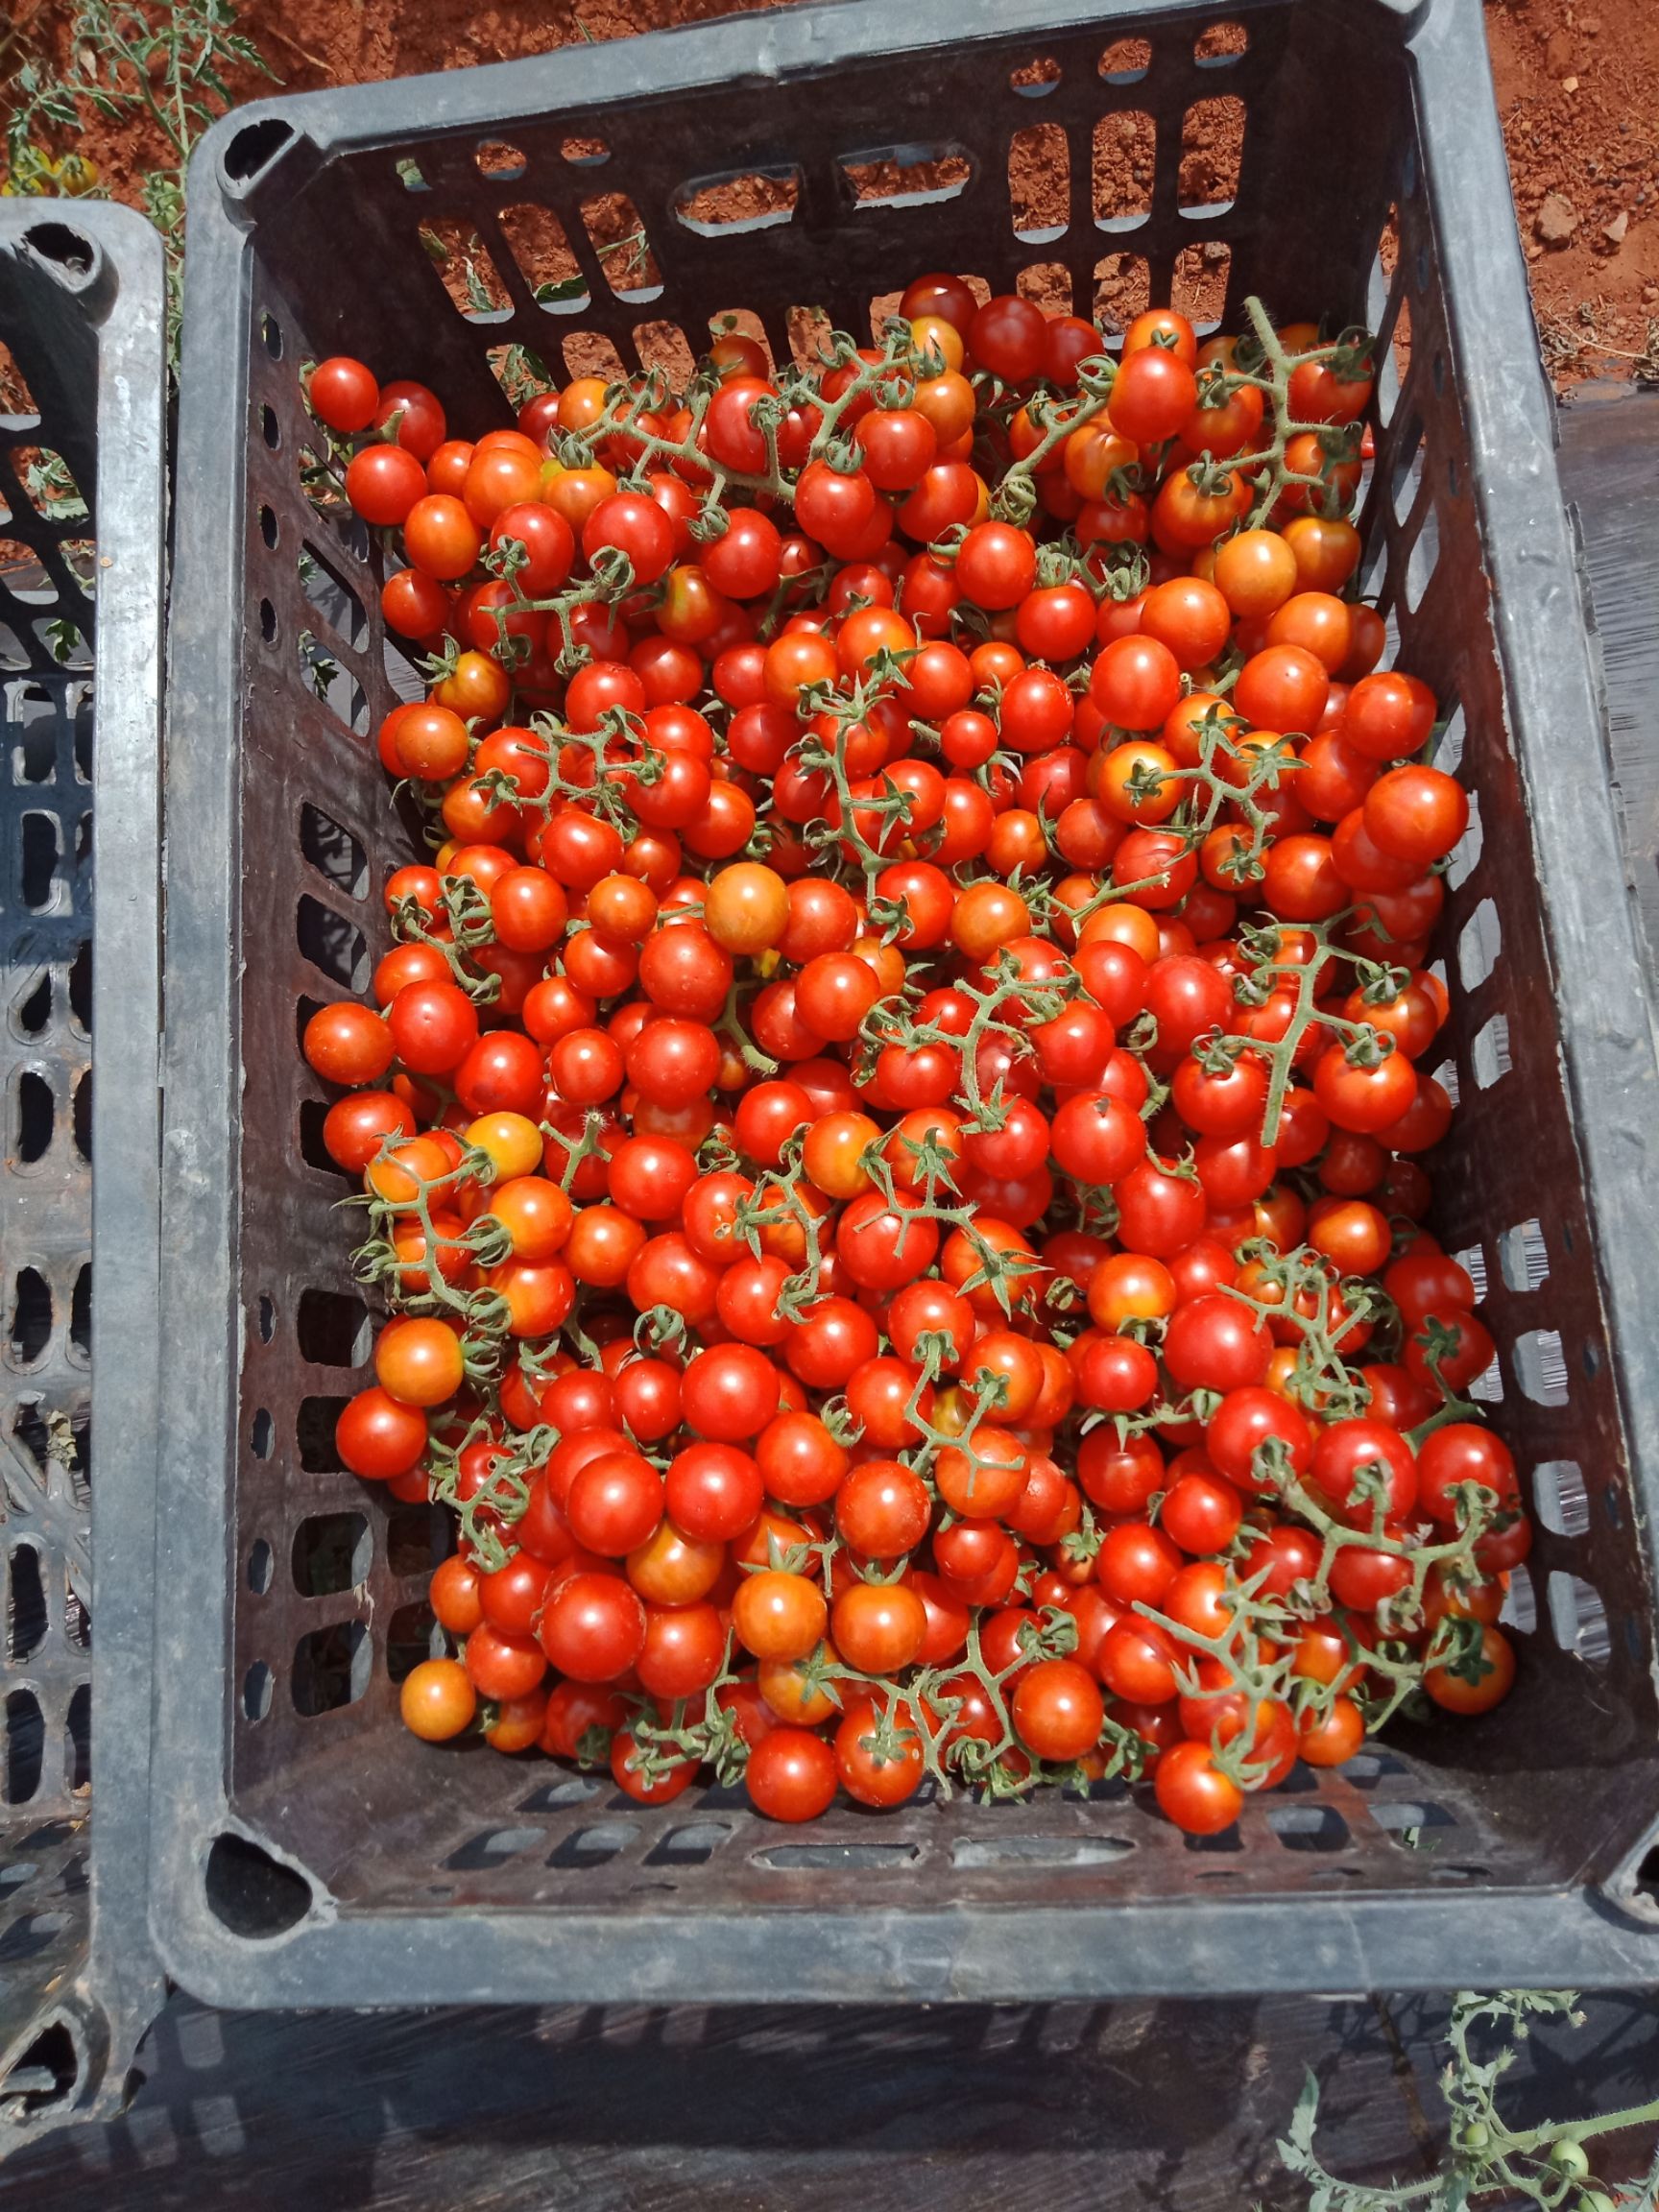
298;268;1529;1835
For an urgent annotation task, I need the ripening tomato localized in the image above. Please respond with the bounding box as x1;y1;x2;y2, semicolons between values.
733;1571;828;1662
400;1658;476;1742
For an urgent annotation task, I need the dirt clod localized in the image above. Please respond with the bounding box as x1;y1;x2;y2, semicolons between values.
1538;192;1580;244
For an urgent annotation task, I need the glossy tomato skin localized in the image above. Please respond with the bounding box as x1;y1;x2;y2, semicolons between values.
537;1573;646;1681
746;1727;839;1821
1155;1740;1242;1835
1013;1660;1106;1763
337;1388;427;1479
400;1659;476;1742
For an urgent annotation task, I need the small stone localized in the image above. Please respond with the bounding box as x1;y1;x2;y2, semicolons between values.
1562;74;1579;91
1603;209;1629;245
1537;192;1579;244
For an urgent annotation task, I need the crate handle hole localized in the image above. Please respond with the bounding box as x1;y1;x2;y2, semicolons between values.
223;118;295;188
204;1831;316;1936
0;2018;81;2115
22;224;95;280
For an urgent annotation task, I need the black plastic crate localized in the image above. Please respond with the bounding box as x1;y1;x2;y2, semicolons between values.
156;0;1659;2004
0;205;165;2120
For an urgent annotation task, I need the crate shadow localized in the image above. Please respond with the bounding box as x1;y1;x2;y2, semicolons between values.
0;1991;1481;2210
